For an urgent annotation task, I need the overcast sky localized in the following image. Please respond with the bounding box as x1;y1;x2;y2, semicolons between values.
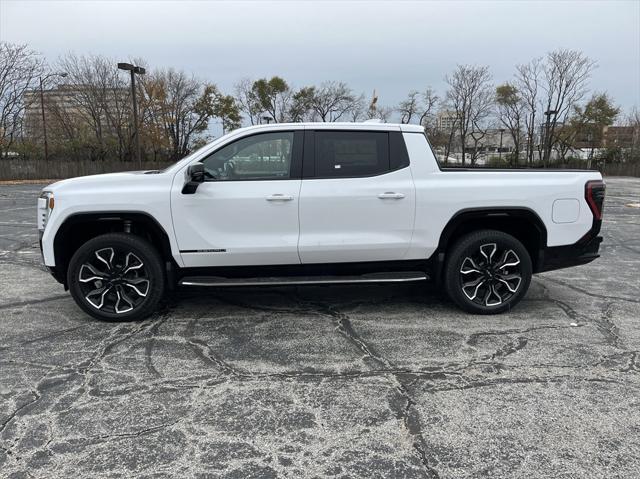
2;0;639;118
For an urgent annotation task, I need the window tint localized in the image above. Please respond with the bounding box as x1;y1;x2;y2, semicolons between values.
315;131;389;178
202;132;294;181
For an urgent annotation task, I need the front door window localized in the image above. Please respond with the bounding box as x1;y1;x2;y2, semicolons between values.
202;132;294;181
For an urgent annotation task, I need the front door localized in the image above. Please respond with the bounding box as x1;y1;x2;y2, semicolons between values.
171;130;303;267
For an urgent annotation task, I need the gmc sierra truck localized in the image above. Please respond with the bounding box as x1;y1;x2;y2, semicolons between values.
38;122;605;320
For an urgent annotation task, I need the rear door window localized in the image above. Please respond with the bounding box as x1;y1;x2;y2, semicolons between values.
315;131;389;178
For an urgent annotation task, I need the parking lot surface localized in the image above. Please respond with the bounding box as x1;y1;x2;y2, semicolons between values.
1;177;639;478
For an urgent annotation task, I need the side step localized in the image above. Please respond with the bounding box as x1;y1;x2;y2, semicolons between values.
179;271;428;287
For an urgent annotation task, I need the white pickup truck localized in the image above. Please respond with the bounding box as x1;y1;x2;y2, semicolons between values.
38;122;605;320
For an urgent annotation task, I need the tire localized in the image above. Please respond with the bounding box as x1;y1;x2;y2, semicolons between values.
67;233;165;321
444;229;532;314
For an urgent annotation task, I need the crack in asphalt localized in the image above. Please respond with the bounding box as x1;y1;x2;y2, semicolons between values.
535;281;625;349
622;351;640;372
187;337;245;377
425;375;626;393
0;293;70;311
485;336;529;360
542;276;640;304
86;420;181;444
294;296;442;478
142;309;174;379
0;391;41;434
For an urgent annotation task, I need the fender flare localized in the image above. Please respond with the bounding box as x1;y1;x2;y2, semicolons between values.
432;207;548;284
53;211;177;283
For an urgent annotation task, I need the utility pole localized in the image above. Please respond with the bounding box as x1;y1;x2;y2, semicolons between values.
118;63;146;168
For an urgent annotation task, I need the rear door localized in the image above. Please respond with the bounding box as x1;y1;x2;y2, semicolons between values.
298;129;416;264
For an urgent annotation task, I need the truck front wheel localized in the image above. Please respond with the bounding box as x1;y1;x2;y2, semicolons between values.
67;233;165;321
444;230;532;314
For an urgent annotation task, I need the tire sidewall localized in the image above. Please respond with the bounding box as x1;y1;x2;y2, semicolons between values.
67;233;165;321
445;230;532;314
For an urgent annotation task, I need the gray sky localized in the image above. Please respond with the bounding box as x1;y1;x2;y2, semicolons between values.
2;0;639;118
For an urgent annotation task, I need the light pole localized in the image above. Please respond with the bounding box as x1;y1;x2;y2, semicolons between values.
542;109;558;164
39;72;68;161
498;128;505;161
262;116;272;125
118;62;146;167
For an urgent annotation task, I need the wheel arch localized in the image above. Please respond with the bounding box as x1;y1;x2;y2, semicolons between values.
53;211;176;287
433;207;548;283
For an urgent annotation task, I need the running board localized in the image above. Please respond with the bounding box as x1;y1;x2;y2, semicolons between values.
179;271;428;287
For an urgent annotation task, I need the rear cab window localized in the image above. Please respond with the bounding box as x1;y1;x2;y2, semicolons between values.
308;130;409;179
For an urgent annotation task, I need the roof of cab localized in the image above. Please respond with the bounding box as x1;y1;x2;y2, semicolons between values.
228;122;425;136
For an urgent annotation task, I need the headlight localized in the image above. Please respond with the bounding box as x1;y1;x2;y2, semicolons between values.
38;191;54;231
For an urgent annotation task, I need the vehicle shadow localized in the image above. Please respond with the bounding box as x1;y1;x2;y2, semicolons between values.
165;281;449;316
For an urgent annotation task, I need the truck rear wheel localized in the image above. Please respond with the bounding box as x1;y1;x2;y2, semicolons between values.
444;230;532;314
67;233;165;321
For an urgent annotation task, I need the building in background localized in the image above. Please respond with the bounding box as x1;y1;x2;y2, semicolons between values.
23;84;129;140
436;111;457;131
603;125;638;149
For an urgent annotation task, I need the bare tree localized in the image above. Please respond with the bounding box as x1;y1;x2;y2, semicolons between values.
310;81;357;122
140;69;216;160
445;65;494;165
234;78;262;125
443;123;458;163
376;105;394;122
397;90;421;124
540;49;596;164
54;53;135;160
347;93;366;121
419;88;439;131
0;42;44;157
398;89;438;126
515;58;542;164
468;125;489;165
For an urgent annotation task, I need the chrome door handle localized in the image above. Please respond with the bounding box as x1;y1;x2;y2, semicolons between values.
377;192;405;199
266;194;293;201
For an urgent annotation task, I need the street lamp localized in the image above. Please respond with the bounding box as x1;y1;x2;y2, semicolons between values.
118;62;146;167
39;72;68;161
261;116;272;125
498;128;505;161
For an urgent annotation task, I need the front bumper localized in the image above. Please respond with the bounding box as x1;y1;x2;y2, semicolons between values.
39;230;65;285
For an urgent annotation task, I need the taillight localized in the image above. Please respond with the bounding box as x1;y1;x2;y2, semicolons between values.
585;180;605;220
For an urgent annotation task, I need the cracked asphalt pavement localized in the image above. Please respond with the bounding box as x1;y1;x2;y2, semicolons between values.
1;177;639;478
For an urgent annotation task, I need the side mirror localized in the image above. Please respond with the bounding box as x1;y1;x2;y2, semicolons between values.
182;163;205;194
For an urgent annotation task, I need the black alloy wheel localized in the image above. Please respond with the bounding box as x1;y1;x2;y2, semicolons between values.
68;233;164;321
444;230;532;314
